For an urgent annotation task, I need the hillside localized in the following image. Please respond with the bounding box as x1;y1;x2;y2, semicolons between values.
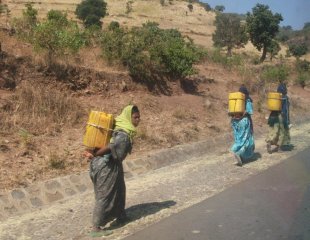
3;0;216;47
1;0;310;191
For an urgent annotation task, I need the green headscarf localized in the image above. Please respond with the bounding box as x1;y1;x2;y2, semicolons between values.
114;105;137;141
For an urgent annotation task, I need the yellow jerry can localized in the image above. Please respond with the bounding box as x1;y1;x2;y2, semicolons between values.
228;92;245;114
267;92;282;111
83;111;114;149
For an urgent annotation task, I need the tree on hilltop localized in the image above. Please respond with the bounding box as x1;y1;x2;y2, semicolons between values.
212;13;248;56
75;0;107;28
214;5;225;12
246;4;283;62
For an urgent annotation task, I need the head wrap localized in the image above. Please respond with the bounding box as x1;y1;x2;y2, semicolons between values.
114;105;138;141
239;85;252;102
277;83;287;95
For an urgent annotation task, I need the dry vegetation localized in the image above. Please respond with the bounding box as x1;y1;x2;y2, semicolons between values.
1;0;310;190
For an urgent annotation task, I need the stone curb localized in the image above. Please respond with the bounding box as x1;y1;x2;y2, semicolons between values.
0;131;234;221
0;116;308;221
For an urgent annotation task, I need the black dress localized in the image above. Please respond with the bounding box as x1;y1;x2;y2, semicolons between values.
90;130;132;227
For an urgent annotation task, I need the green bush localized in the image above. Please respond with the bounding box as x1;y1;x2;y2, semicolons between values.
288;42;308;58
75;0;107;28
108;21;120;31
100;22;203;83
13;3;38;41
260;65;290;82
208;48;243;69
100;27;125;63
295;72;310;88
295;59;310;88
47;10;68;26
30;11;86;65
296;59;310;72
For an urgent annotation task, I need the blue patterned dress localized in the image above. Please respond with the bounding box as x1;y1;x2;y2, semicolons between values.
230;99;255;160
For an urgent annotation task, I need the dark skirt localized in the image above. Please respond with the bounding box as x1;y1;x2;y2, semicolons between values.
90;155;126;227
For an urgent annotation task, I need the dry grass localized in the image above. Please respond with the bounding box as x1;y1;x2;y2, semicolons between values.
172;108;188;120
0;82;84;135
48;151;66;169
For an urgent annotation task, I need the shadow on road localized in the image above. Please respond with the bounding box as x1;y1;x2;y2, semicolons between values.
244;152;262;165
108;200;177;229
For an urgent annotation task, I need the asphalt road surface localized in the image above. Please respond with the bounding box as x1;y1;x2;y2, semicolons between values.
125;147;310;240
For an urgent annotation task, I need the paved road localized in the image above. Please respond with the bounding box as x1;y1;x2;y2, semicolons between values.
125;147;310;240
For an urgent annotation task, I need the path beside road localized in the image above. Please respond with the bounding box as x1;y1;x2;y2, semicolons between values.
0;122;310;240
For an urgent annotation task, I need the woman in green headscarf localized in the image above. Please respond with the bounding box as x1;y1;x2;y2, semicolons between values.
87;105;140;233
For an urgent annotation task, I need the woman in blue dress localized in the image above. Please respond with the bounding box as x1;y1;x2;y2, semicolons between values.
230;86;255;166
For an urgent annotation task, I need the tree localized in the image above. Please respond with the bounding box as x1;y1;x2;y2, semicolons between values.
75;0;107;28
214;5;225;12
267;40;281;61
202;2;211;11
212;13;248;56
246;4;283;62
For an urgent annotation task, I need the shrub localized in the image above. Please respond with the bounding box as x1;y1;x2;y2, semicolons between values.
47;9;68;25
295;72;310;88
75;0;107;28
126;1;133;14
187;4;193;12
33;11;86;64
100;27;125;63
260;65;290;83
49;152;65;169
108;21;120;31
288;41;308;58
208;48;243;69
296;59;310;72
13;3;38;41
19;128;34;148
100;22;203;84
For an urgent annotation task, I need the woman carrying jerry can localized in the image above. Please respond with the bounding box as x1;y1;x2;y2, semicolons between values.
266;83;291;153
84;105;140;236
229;85;255;166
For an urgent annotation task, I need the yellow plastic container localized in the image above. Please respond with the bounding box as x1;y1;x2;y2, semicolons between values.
229;92;245;113
267;92;282;111
83;111;114;149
